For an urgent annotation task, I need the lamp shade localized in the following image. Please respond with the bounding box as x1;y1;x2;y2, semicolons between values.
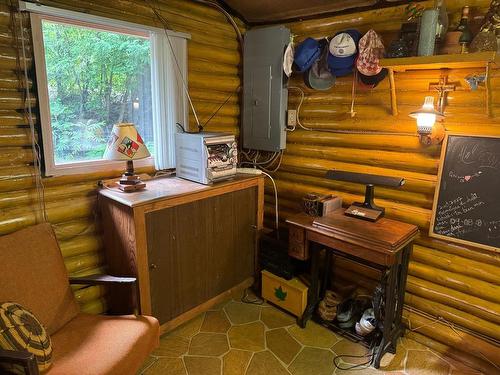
103;123;151;161
409;96;444;134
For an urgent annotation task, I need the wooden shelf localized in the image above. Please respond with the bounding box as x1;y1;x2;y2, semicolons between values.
381;52;497;117
380;51;498;72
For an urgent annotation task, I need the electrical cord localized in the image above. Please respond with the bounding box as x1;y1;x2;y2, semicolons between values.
239;148;283;239
203;85;241;128
261;151;283;173
333;347;376;370
153;169;176;178
145;0;202;130
240;151;279;167
190;0;243;46
333;331;379;370
15;1;47;221
287;86;417;136
260;170;279;238
288;86;308;131
147;0;243;134
176;122;186;133
349;70;357;118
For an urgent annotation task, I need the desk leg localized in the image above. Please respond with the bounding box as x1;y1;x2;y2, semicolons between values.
395;244;412;331
320;250;332;299
390;244;413;353
298;241;321;328
373;261;397;368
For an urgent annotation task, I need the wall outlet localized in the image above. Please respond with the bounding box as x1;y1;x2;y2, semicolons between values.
287;109;297;127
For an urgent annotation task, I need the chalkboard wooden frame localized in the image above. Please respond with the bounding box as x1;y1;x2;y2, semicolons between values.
429;133;500;253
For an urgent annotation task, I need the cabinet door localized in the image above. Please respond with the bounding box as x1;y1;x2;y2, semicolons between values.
146;187;257;324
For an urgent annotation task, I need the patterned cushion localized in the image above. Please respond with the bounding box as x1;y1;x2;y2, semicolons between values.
0;302;52;373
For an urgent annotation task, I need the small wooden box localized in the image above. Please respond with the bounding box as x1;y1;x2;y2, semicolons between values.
261;270;308;317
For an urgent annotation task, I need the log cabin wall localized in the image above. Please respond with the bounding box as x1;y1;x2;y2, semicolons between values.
1;0;499;372
0;0;242;313
269;0;499;372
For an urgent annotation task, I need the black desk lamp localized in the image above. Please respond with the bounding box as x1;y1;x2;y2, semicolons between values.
325;170;405;221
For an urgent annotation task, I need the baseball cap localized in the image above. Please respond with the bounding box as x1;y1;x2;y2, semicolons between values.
356;29;385;76
358;68;388;88
294;37;321;73
329;31;358;57
327;30;361;77
305;39;335;90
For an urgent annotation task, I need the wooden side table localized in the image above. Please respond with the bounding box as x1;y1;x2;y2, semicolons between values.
286;210;419;368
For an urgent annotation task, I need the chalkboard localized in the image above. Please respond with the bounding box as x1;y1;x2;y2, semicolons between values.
430;134;500;252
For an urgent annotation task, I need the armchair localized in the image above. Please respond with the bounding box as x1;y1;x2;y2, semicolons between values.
0;223;159;375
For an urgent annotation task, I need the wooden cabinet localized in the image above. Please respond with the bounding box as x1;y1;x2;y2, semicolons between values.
99;175;264;332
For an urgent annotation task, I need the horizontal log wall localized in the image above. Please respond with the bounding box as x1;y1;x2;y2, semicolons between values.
0;0;242;314
2;0;499;370
275;0;500;371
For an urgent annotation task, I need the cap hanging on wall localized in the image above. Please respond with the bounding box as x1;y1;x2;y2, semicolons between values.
304;39;335;90
327;29;361;77
356;29;388;88
294;37;321;73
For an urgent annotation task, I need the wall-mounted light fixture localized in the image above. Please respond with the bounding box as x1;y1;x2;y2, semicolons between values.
410;96;445;145
409;75;456;146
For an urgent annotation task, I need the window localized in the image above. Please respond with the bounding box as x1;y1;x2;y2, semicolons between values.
26;2;189;175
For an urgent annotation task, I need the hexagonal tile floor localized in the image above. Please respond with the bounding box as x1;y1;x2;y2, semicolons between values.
138;295;484;375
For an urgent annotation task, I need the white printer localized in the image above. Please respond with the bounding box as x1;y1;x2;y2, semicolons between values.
175;132;237;185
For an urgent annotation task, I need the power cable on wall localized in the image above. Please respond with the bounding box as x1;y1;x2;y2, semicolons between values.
14;0;47;222
288;86;417;136
189;0;243;46
146;0;244;135
145;0;202;131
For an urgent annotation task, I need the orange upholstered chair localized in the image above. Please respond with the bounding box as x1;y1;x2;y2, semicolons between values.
0;223;159;375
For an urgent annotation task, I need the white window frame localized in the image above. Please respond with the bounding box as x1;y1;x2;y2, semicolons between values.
23;1;190;176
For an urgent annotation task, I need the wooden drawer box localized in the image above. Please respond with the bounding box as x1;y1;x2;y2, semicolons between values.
261;270;308;317
288;225;309;260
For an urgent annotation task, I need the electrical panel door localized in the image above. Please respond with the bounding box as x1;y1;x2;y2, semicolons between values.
250;66;272;139
243;25;290;152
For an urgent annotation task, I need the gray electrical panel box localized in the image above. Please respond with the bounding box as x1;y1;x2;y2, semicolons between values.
243;25;290;152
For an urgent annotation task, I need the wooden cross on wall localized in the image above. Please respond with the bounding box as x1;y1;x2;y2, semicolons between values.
428;74;457;114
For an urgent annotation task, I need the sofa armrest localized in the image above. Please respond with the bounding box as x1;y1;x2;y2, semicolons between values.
69;274;140;315
0;349;39;375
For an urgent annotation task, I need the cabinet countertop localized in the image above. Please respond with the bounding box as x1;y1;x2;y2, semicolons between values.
99;174;263;208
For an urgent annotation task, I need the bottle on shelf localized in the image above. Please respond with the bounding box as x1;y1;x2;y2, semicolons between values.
456;6;470;31
435;0;449;42
456;6;473;53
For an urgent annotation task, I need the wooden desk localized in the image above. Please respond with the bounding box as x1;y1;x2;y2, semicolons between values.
99;174;264;333
287;210;418;368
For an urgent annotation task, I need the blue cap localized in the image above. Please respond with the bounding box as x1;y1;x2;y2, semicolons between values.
327;29;361;77
294;38;321;73
327;54;356;77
